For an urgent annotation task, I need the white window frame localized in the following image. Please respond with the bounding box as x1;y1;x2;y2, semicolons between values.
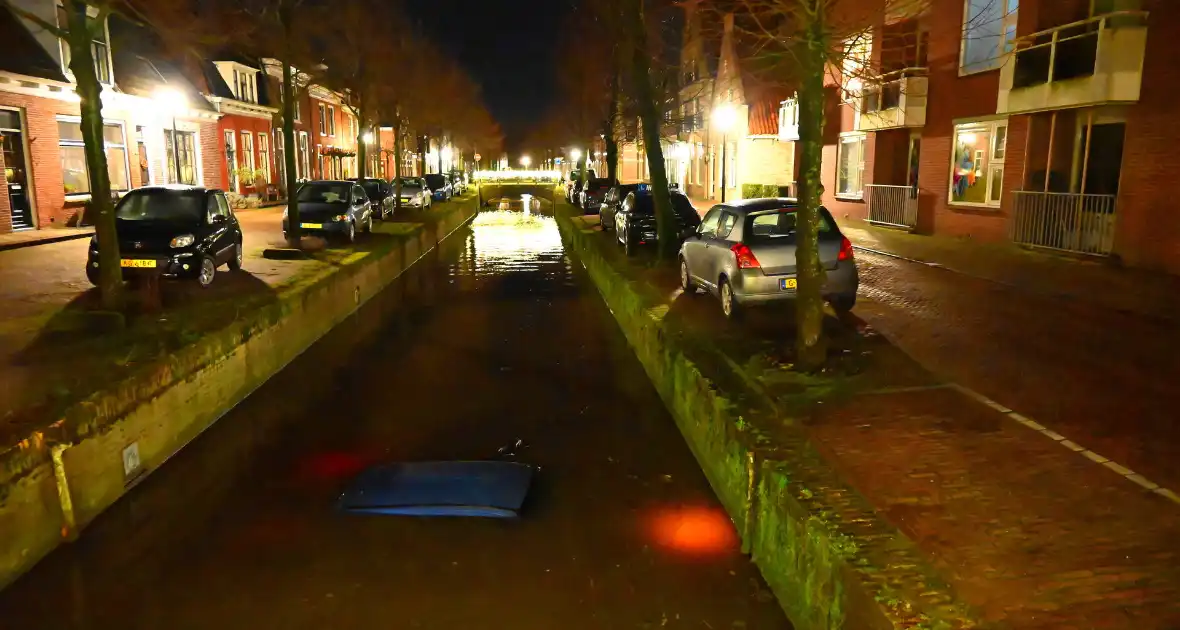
317;104;326;135
298;131;310;180
258;132;271;183
948;118;1008;208
778;97;799;141
959;0;1019;76
56;4;113;85
836;132;866;200
241;131;254;175
327;106;336;136
56;115;130;198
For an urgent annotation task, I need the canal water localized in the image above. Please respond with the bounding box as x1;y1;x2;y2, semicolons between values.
0;200;789;629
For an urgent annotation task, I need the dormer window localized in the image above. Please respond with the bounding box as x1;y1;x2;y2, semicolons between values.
56;4;112;85
215;62;260;104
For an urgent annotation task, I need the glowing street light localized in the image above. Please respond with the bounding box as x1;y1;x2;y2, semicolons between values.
521;155;532;167
713;104;738;202
154;87;187;184
362;132;374;144
570;148;582;163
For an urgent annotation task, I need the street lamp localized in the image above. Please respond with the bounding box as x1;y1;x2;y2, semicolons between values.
713;103;737;202
362;132;374;144
521;155;531;168
570;148;582;162
155;87;186;184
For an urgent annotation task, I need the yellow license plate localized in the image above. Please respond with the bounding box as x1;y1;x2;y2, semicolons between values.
120;258;156;269
780;278;797;290
300;222;323;229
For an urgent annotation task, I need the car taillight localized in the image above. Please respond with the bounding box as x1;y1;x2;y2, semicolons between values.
731;243;761;269
838;236;854;261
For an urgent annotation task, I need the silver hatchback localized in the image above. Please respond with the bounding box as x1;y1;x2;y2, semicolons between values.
678;199;858;318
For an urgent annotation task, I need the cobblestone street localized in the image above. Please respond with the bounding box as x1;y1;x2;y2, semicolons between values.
852;246;1180;494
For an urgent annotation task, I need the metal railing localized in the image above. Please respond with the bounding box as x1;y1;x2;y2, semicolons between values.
1010;191;1116;255
865;184;918;229
1012;11;1149;89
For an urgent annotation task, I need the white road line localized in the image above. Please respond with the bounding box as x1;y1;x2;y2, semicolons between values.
951;383;1180;506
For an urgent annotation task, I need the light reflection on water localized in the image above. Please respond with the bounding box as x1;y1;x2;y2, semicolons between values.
449;206;569;282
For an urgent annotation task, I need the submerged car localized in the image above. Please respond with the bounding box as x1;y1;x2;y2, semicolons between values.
393;177;432;209
282;180;374;243
424;174;452;201
86;185;243;289
678;199;858;318
615;190;702;256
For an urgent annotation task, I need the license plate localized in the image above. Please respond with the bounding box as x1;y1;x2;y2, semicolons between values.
120;258;156;269
780;278;798;290
300;222;322;229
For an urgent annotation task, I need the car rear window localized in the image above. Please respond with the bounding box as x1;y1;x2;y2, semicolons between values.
745;207;837;241
361;182;384;197
425;175;446;187
116;189;204;222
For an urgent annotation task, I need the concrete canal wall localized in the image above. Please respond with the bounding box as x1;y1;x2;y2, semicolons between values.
0;202;477;591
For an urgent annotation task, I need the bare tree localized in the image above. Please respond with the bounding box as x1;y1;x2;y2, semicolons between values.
729;0;930;370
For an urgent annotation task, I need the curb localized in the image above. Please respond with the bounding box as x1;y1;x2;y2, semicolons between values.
0;231;94;252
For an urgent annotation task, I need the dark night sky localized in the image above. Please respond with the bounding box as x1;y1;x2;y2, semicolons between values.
405;0;576;152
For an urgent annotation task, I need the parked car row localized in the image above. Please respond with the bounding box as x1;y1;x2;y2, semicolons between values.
593;185;860;319
86;171;472;289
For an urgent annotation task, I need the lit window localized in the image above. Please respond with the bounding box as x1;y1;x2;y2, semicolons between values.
258;133;270;182
950;119;1008;207
58;119;128;194
327;106;336;136
960;0;1019;74
318;104;326;135
836;133;866;198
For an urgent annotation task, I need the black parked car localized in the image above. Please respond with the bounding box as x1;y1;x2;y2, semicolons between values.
598;182;643;231
424;174;452;201
283;180;374;243
565;169;596;204
354;177;395;219
86;186;243;289
615;190;702;256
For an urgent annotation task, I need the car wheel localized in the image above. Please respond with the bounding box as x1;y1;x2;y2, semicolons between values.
227;241;244;271
720;278;740;319
345;221;356;244
624;232;635;257
830;293;856;314
600;213;611;231
365;213;374;233
86;265;100;287
197;256;216;288
679;258;697;293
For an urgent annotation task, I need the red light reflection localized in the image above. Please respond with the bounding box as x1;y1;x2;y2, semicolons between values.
297;450;377;484
648;505;739;555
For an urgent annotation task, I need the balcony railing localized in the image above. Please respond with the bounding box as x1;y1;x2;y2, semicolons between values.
859;68;928;131
865;184;918;229
1010;191;1116;256
998;11;1148;114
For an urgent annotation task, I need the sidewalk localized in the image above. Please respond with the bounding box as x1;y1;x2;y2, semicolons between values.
0;227;93;252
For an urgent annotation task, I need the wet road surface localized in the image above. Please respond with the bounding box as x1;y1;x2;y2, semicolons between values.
0;201;788;629
854;249;1180;491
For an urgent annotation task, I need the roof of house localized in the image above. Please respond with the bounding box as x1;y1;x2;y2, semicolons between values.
108;16;214;112
200;54;276;106
0;7;69;82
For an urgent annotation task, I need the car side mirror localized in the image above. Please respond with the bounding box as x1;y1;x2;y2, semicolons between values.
210;214;227;225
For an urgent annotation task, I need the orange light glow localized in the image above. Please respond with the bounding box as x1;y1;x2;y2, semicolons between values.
648;506;739;555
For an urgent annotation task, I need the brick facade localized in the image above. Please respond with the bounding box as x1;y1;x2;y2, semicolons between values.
217;113;273;194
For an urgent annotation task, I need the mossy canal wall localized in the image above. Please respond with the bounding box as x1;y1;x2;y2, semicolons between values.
0;203;477;591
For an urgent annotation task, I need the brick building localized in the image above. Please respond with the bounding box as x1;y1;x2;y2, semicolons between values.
0;5;221;234
202;58;279;199
808;0;1176;273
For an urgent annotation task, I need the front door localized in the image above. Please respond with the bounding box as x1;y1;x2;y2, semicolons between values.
1;110;34;230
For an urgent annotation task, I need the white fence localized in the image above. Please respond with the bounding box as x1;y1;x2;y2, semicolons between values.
1010;191;1116;255
864;184;918;229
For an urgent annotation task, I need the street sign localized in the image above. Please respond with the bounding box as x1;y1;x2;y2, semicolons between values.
474;153;482;162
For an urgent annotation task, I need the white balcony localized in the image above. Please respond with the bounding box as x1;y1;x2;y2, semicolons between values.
998;11;1148;115
859;70;928;132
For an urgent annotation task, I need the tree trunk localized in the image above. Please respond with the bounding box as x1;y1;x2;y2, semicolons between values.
605;64;620;182
66;2;122;311
282;58;301;246
624;0;677;259
393;116;403;213
794;14;830;371
373;119;382;178
355;97;367;179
